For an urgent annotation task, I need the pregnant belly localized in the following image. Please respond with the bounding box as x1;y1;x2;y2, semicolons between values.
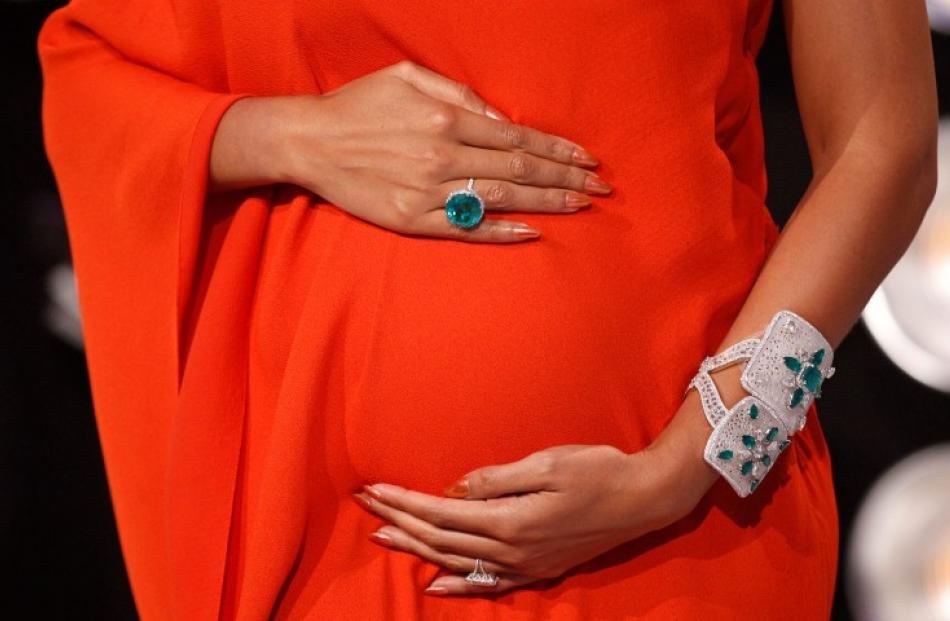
343;225;672;493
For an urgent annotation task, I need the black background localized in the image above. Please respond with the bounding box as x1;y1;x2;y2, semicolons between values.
3;1;949;619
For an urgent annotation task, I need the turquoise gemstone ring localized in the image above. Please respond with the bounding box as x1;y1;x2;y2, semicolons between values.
444;177;485;229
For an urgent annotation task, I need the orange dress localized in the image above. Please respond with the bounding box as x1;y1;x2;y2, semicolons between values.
38;0;838;619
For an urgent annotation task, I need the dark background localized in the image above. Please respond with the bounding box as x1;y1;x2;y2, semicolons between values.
3;1;949;619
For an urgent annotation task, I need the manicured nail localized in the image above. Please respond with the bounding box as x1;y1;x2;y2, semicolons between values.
363;484;383;500
584;174;612;194
571;146;598;166
352;493;372;510
424;585;448;596
444;478;470;497
369;531;393;546
512;226;541;240
485;106;511;122
565;192;592;210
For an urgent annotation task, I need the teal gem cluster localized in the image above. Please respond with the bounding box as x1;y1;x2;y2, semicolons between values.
783;348;828;408
714;402;790;494
445;189;485;229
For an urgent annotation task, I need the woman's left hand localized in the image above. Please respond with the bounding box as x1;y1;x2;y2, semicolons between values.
353;439;717;596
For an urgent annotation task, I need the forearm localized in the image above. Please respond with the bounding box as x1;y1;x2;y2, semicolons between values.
648;135;937;501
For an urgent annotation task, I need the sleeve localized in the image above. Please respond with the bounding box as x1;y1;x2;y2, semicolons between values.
38;3;250;618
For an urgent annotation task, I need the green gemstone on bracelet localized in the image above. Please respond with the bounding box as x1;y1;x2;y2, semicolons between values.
779;440;791;451
765;427;779;442
718;450;734;460
802;365;824;393
761;454;771;466
789;387;805;408
749;404;759;420
741;460;754;476
742;435;756;449
784;356;802;373
750;478;760;492
811;348;825;365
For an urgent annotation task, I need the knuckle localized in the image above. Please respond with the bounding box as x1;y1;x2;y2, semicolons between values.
492;519;522;542
546;189;566;210
502;123;528;149
484;182;513;208
507;153;533;180
425;505;451;529
470;468;494;492
550;140;573;162
390;201;415;230
455;81;480;107
425;104;458;133
417;526;445;550
392;59;416;76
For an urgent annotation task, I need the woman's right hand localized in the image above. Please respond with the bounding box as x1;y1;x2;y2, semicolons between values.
209;60;610;243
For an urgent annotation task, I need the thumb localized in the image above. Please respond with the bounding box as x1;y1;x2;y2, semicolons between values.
445;452;553;499
389;59;511;121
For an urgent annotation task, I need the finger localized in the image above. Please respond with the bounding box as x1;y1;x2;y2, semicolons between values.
435;178;591;213
365;483;513;538
410;209;542;244
451;108;599;167
353;492;515;561
389;60;510;121
370;525;515;576
446;145;612;195
446;452;556;499
425;573;537;597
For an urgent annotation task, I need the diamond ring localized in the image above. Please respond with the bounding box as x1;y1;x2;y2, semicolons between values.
464;558;499;587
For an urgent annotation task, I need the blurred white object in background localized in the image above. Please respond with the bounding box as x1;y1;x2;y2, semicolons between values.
44;262;83;349
929;0;950;34
862;120;950;392
849;444;950;621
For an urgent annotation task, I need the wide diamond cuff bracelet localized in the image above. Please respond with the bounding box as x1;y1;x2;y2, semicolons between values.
688;310;836;497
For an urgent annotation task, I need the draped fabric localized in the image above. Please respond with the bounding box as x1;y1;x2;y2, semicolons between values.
38;1;838;618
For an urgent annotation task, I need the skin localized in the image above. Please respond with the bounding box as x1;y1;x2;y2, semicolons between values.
211;0;939;598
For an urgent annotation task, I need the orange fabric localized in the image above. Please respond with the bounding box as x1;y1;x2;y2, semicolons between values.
38;1;838;619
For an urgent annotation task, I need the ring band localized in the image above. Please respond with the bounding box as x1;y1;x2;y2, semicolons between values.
445;177;485;229
464;558;499;587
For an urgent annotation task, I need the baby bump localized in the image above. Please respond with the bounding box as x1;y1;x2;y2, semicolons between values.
344;230;664;493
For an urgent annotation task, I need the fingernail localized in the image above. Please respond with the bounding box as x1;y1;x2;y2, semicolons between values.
565;192;592;210
424;585;448;596
512;226;541;240
571;146;598;166
444;478;470;497
369;531;392;546
363;484;383;500
352;492;372;510
584;174;612;194
485;106;511;122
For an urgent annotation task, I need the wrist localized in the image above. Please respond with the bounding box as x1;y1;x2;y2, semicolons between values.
209;95;315;192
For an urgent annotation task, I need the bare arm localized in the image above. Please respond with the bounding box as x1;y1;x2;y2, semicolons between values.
653;0;939;501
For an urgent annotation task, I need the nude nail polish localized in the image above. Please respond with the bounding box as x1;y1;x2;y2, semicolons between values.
352;493;372;509
424;586;448;596
565;192;592;210
571;146;598;166
363;484;383;500
512;226;541;240
444;479;470;497
369;531;392;546
584;174;612;194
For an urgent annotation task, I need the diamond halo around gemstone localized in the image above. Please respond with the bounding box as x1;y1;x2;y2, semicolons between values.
444;178;485;229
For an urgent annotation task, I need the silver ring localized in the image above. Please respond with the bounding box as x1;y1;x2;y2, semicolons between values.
444;177;486;229
464;558;499;587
